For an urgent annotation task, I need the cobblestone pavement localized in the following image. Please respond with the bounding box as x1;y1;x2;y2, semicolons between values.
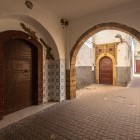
0;76;140;140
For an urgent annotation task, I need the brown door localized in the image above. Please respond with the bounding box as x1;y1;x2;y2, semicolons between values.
136;60;140;73
99;56;113;85
4;39;34;115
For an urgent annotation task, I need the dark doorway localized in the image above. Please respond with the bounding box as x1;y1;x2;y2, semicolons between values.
99;56;113;85
136;60;140;73
4;39;37;115
0;31;43;119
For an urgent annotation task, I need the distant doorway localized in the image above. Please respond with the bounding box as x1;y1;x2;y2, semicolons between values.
99;56;113;85
136;60;140;73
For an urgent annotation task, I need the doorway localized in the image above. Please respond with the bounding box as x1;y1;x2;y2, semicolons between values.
99;56;113;85
4;39;37;115
136;60;140;73
0;31;43;119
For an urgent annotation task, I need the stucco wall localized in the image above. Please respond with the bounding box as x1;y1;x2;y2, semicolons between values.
94;30;127;44
76;44;93;66
134;39;140;60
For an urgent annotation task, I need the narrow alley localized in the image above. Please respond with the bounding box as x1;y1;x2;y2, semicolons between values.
0;76;140;140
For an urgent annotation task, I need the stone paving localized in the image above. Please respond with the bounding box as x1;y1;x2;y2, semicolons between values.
0;76;140;140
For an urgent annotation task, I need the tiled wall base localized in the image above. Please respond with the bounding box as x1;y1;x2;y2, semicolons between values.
60;59;66;101
116;66;131;86
76;66;95;89
43;59;66;102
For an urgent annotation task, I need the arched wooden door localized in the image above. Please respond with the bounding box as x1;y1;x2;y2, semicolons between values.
4;38;37;115
99;56;113;85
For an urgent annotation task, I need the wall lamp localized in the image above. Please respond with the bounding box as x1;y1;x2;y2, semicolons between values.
115;33;124;43
86;40;96;46
115;33;132;59
60;19;69;28
115;33;131;50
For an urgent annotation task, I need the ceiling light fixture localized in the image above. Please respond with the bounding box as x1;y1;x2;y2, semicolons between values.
25;0;33;9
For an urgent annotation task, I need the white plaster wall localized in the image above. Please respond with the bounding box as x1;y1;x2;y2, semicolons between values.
0;0;65;59
66;0;140;68
133;39;140;57
117;43;128;66
94;30;127;44
133;38;140;73
76;44;93;66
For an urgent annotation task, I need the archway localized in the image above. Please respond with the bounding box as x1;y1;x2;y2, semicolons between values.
67;22;140;99
0;30;43;119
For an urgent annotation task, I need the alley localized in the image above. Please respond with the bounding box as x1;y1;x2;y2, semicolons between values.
0;76;140;140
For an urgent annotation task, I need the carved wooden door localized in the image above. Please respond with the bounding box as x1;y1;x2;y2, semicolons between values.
99;56;113;85
4;39;34;115
136;60;140;73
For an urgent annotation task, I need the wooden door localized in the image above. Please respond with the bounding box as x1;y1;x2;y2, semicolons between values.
4;39;34;115
136;60;140;73
99;56;113;85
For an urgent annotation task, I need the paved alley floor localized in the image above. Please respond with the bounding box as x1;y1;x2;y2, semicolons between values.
0;76;140;140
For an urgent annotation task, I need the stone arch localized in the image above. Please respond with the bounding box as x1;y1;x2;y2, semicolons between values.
0;15;66;105
68;22;140;99
96;53;116;85
0;30;43;119
70;22;140;68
